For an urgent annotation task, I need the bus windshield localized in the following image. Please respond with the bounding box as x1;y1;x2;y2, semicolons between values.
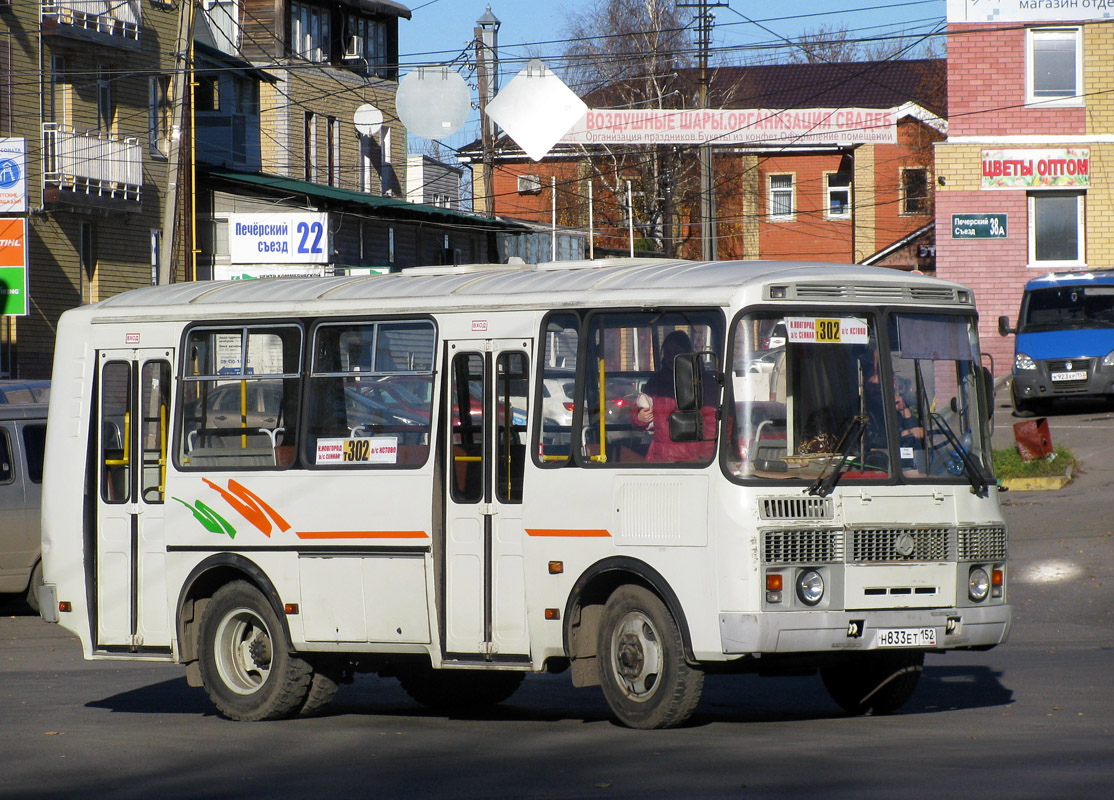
726;310;991;487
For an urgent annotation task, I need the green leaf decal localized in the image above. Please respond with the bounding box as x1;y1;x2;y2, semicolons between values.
173;497;237;539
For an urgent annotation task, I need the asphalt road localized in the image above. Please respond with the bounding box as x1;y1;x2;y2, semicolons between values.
2;392;1112;799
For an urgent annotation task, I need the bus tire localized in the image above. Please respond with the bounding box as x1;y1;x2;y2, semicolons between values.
821;651;924;716
197;581;312;721
597;585;703;729
398;665;524;710
298;668;341;717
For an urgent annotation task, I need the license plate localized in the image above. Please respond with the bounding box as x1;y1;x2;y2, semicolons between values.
875;627;937;648
1051;370;1087;382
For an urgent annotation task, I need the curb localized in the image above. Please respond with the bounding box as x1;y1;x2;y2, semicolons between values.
998;462;1074;492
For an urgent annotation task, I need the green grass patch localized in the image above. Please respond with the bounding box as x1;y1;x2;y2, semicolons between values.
992;445;1076;479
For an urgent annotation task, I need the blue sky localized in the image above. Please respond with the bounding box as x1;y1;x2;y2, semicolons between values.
397;0;948;152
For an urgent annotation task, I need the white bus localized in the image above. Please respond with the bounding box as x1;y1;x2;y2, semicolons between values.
39;259;1011;729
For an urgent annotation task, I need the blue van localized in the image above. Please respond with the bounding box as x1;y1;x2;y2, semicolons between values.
998;271;1114;414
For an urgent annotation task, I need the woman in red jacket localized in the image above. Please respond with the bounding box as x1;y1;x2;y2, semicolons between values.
632;330;718;463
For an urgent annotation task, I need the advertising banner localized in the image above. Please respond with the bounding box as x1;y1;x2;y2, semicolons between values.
228;212;329;264
0;218;28;316
981;149;1089;189
560;108;897;146
947;0;1113;23
0;139;27;214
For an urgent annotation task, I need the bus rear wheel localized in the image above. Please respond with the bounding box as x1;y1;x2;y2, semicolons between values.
198;581;312;721
821;651;924;716
597;585;704;729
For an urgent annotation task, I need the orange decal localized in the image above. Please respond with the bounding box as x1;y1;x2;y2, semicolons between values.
526;529;612;538
202;479;291;537
296;530;429;540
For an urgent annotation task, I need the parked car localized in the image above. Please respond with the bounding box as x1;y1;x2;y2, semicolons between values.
542;369;576;426
0;379;51;405
355;380;431;420
0;401;48;611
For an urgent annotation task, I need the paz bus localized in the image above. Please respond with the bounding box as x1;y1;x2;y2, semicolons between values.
38;258;1011;729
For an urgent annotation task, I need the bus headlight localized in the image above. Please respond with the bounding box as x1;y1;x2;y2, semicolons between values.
796;569;825;606
1015;353;1037;371
969;567;991;602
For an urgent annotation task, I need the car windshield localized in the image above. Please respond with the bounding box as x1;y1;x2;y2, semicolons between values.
726;310;991;487
1019;285;1114;333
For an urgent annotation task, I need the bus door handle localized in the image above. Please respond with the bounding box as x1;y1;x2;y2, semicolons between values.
480;503;497;516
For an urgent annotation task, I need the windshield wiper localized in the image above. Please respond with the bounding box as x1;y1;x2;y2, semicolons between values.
929;412;989;497
808;415;867;498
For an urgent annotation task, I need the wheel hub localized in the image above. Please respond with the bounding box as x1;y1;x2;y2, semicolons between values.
248;633;272;670
616;632;645;679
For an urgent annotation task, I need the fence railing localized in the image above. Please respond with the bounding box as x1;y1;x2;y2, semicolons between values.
41;0;141;41
43;123;142;202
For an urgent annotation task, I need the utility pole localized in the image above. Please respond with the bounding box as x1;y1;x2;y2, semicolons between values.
475;6;501;218
160;0;194;284
679;0;726;261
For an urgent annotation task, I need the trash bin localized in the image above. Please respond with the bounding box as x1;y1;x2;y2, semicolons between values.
1013;418;1052;461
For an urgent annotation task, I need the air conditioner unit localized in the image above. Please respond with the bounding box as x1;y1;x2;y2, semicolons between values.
517;174;542;195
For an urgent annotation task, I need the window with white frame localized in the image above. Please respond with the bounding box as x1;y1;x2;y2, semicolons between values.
901;167;929;215
203;0;241;53
380;125;393;195
304;111;317;182
327;116;340;187
1027;27;1082;106
826;172;851;219
518;174;542;195
292;3;330;63
1029;191;1085;268
768;174;793;221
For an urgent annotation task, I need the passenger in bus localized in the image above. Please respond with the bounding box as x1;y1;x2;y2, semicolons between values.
862;351;925;473
632;331;718;463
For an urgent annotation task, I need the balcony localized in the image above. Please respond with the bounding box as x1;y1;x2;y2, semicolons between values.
41;1;141;47
43;123;143;210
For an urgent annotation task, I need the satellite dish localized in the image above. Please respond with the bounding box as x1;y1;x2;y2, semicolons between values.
353;104;384;136
396;68;471;140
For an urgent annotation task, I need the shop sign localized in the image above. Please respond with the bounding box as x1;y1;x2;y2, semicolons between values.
0;218;27;316
0;139;26;214
981;148;1089;189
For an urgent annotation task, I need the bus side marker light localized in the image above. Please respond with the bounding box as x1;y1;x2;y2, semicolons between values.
548;561;563;574
284;603;299;615
545;608;560;620
992;568;1004;598
58;601;72;613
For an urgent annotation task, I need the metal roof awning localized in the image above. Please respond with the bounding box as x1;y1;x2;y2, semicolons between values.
205;170;530;231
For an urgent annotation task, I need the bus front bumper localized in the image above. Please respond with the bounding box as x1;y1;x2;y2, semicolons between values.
719;605;1011;655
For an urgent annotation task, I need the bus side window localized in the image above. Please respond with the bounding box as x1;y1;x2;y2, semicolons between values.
537;312;579;467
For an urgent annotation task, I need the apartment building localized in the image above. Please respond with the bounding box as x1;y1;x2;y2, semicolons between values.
1;1;180;377
935;1;1114;376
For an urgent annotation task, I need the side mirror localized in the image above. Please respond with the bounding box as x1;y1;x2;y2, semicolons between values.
997;315;1014;336
669;409;704;443
981;365;995;420
673;352;703;413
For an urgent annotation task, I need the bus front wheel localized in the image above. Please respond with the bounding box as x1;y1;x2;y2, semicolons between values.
597;585;704;729
198;581;312;721
821;651;924;715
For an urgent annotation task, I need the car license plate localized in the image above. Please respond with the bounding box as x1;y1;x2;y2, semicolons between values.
875;627;937;648
1051;370;1087;382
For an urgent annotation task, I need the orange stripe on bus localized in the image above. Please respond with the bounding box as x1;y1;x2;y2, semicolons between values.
296;530;429;540
526;529;612;538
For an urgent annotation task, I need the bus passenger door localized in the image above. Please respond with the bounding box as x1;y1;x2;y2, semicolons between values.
95;350;173;651
442;340;532;660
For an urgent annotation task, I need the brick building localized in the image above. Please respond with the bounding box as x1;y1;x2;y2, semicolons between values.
461;60;946;267
935;1;1114;377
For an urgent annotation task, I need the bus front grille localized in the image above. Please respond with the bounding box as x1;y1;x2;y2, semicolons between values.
850;527;951;562
763;529;843;564
957;525;1007;561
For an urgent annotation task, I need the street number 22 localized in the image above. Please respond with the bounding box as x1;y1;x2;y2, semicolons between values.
297;221;324;254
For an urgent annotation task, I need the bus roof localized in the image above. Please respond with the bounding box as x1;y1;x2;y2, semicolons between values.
79;259;972;321
1024;270;1114;290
